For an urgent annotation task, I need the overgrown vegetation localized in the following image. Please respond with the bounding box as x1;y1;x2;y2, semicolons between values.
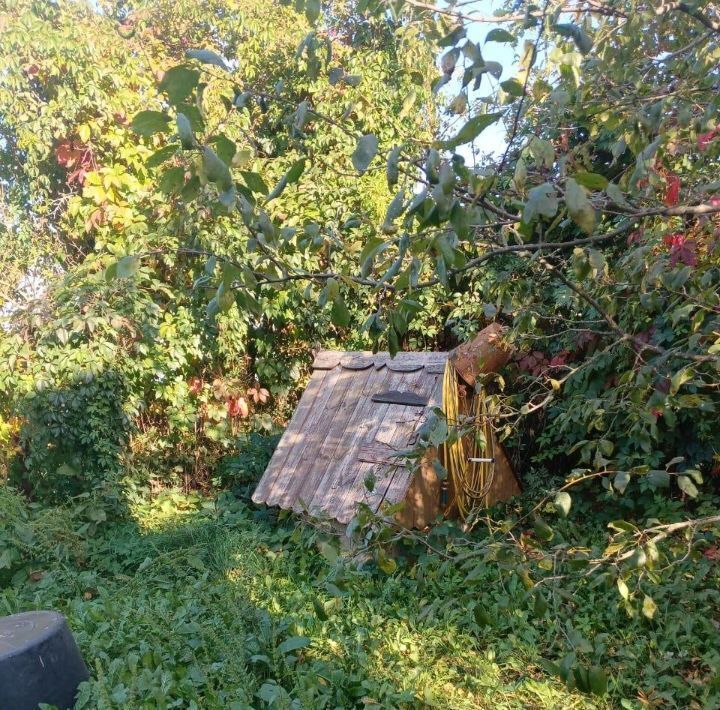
2;0;720;706
1;479;718;708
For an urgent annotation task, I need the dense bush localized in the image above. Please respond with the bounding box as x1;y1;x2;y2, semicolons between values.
0;0;440;504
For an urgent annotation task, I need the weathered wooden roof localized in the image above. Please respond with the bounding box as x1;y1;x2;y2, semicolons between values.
252;350;447;523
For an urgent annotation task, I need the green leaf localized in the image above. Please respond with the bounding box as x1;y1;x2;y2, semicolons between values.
670;367;693;395
386;145;401;188
685;468;703;485
427;416;448;448
614;471;630;495
176;113;195;150
554;491;571;517
317;541;338;564
240;171;269;196
331;296;351;328
533;517;554;542
439;24;466;48
533;591;548;617
435;255;448;288
469;603;491;626
485;28;516;43
352;134;379;174
131;110;170;137
387;326;399;357
448;92;468;114
500;78;524;97
513;157;527;191
647;470;670;488
116;255;140;278
523;183;558;224
218;185;236;210
159;65;199;104
606;182;629;206
277;636;310;655
642;595;657;620
312;597;328;621
528;137;554;169
617;577;629;600
440;112;503;150
210;135;236;165
554;23;593;54
267;159;305;201
573;171;608;190
78;124;91;143
159;166;185;194
440;48;460;75
482;61;503;79
565;178;596;234
202;147;232;189
398;89;417;120
588;666;608;696
377;550;397;575
432;458;447;481
146;145;177;169
305;0;320;24
677;475;699;498
185;48;229;71
55;327;68;345
383;189;405;226
181;175;201;202
627;548;647;569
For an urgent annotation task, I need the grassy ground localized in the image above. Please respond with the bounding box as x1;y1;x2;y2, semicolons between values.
2;483;719;708
0;488;599;709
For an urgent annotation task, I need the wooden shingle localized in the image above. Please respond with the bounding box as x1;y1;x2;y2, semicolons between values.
252;350;447;524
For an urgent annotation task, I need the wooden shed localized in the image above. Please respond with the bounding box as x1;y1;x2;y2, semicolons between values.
252;330;521;527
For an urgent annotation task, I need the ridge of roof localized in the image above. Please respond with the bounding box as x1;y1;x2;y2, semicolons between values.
312;349;447;372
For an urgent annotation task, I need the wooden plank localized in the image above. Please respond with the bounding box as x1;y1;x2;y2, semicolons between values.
449;323;511;386
426;375;444;408
386;363;423;372
312;350;342;370
302;365;397;516
484;437;522;504
262;365;347;507
310;366;409;519
364;376;445;522
401;451;440;528
424;363;446;375
276;363;374;511
329;368;430;522
290;363;379;514
387;352;447;370
256;368;338;506
340;354;376;370
252;368;330;504
334;461;397;524
357;440;408;466
370;390;428;406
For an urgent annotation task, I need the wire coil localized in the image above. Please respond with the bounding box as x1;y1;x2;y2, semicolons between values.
442;360;495;519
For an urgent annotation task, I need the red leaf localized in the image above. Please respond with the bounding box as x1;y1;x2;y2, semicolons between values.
664;174;680;207
226;397;241;417
698;129;718;152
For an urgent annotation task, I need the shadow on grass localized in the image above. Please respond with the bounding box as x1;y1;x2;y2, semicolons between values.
0;485;590;709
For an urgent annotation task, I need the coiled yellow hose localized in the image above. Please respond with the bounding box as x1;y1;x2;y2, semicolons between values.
442;360;495;519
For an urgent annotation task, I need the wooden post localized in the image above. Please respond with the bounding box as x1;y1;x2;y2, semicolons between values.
448;322;511;387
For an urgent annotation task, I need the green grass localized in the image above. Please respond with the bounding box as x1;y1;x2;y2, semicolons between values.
1;488;597;709
2;484;718;708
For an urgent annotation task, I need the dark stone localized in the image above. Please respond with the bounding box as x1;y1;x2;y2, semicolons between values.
0;611;89;710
